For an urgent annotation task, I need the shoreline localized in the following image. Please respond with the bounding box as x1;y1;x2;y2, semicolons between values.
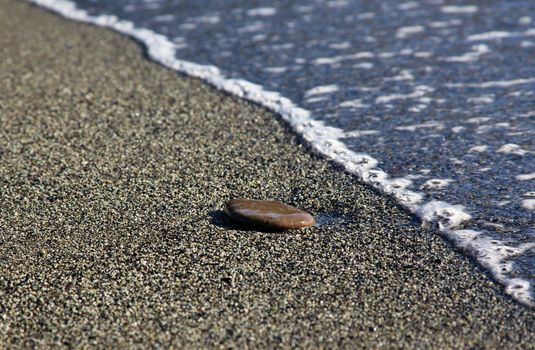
32;0;533;307
29;0;535;308
1;0;534;348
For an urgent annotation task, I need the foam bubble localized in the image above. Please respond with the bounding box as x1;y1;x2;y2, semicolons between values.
468;145;488;153
441;5;478;14
396;25;425;39
496;144;532;156
305;84;340;97
421;179;454;190
521;199;535;210
246;7;277;17
517;173;535;181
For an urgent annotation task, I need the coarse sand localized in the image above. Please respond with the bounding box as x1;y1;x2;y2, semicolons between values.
0;0;533;348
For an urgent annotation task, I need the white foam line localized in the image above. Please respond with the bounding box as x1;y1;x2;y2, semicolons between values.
31;0;534;307
246;7;277;17
376;85;434;103
441;5;478;14
313;52;375;65
305;84;339;97
396;25;424;39
467;29;535;41
517;173;535;181
444;229;535;304
441;44;490;63
446;78;535;88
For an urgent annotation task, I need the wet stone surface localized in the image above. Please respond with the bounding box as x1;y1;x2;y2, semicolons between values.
224;199;316;230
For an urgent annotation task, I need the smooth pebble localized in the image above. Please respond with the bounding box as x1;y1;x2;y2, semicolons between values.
224;199;316;230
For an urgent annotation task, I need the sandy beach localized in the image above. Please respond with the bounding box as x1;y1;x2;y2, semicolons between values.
0;0;533;348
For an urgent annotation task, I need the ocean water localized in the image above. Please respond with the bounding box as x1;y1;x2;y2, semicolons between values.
31;0;535;306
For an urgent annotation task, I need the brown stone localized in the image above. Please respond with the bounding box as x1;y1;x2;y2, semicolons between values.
224;199;316;230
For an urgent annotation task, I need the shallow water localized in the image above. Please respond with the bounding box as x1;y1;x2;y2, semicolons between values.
32;0;535;306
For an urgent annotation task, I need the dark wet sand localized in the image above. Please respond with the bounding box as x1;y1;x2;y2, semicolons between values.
0;0;533;348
